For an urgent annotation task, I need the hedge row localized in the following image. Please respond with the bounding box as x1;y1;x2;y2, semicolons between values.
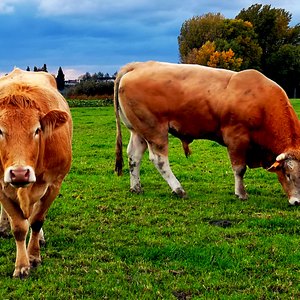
67;98;113;107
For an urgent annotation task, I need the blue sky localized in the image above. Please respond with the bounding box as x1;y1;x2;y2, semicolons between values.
0;0;299;79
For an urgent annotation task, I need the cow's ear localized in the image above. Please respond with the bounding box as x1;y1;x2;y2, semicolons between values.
40;110;69;137
267;153;287;172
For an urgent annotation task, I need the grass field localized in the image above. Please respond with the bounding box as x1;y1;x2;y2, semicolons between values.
1;101;300;299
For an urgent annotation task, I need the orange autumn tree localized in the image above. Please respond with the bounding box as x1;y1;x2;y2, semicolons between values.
185;41;243;71
208;48;243;70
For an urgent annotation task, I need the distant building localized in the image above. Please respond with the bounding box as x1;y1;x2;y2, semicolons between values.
64;79;80;86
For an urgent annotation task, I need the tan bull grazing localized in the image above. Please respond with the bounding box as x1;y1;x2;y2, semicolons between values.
0;68;72;278
114;61;300;205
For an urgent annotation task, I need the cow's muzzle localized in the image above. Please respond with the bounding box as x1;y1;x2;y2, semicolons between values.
4;166;36;188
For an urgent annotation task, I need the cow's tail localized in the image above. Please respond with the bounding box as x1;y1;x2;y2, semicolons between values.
114;69;125;176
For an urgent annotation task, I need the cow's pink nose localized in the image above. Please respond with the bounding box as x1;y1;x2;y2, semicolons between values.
10;167;30;184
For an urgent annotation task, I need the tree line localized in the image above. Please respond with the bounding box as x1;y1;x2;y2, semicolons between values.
178;4;300;97
27;65;115;98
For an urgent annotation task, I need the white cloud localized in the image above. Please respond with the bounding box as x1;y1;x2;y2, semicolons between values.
62;68;85;80
0;2;15;14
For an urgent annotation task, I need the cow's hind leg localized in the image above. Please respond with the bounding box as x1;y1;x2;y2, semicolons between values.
0;205;11;237
127;132;147;193
148;142;186;198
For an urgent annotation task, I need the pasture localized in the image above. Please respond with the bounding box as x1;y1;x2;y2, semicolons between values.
1;101;300;299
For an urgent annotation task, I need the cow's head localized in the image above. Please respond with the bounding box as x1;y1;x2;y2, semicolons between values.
0;108;68;188
268;153;300;205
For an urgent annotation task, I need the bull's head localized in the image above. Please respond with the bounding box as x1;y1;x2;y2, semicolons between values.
0;108;69;188
268;153;300;205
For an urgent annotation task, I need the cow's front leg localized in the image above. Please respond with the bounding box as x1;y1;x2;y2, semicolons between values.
27;184;60;267
27;221;43;267
1;198;30;278
0;205;11;237
12;218;30;278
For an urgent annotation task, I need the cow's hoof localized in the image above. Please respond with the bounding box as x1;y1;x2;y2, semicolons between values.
13;266;30;279
173;188;187;198
29;256;41;268
0;229;10;238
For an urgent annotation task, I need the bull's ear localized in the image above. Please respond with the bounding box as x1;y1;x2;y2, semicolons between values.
267;153;287;172
267;161;282;172
40;110;69;137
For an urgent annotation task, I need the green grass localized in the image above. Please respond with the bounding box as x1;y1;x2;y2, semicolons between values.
1;103;300;299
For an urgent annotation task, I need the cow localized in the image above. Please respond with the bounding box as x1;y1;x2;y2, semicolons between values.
114;61;300;205
0;68;72;278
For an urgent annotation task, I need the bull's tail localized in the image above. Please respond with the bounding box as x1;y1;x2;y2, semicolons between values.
114;64;138;176
114;68;128;176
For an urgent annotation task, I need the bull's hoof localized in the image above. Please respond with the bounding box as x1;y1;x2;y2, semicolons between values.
13;265;30;279
130;185;143;194
172;188;187;198
235;193;248;201
39;239;46;247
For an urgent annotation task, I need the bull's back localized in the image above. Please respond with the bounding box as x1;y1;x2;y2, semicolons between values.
118;62;235;138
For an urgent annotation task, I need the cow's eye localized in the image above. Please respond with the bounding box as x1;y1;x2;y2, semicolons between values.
286;173;291;181
34;128;41;136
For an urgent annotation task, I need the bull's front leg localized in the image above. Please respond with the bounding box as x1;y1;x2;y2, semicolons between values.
233;165;248;200
0;205;11;237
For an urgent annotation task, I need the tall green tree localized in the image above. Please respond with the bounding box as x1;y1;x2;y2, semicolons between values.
178;13;262;70
236;4;295;70
56;67;65;91
215;19;262;69
268;44;300;97
178;13;225;62
237;4;300;96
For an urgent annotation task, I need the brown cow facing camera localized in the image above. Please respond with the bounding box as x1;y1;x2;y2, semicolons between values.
0;68;72;278
114;61;300;205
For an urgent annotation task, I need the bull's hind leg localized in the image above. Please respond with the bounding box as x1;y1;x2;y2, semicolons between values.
148;141;186;198
127;132;147;193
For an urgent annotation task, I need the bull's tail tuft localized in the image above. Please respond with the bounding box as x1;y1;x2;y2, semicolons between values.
114;69;125;176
